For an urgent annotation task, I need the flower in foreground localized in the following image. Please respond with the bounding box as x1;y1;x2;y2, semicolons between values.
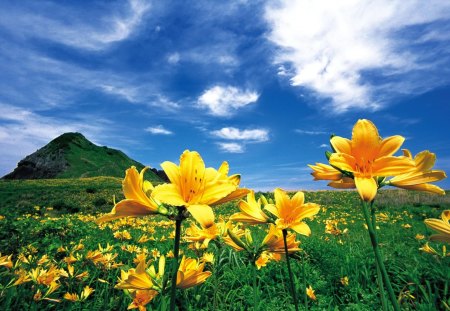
265;188;320;236
128;290;159;311
261;225;301;253
230;191;270;224
388;149;446;195
152;150;249;227
424;210;450;243
309;163;356;189
96;166;161;223
329;119;414;201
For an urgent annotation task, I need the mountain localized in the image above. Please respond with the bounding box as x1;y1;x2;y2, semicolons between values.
2;132;164;181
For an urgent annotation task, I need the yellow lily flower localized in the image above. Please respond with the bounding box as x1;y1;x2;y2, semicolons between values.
424;210;450;243
115;260;154;290
309;163;343;181
128;289;159;311
97;166;160;223
265;188;320;236
152;150;248;227
388;149;446;195
306;285;316;300
176;256;212;289
184;221;222;248
230;191;270;224
261;224;301;253
329;119;414;202
0;253;13;269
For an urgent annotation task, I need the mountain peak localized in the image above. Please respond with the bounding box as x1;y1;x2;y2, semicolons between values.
2;133;162;181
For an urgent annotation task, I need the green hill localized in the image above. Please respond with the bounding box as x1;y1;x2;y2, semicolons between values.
2;132;162;181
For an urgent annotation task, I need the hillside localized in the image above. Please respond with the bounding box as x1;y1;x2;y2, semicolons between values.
2;132;163;181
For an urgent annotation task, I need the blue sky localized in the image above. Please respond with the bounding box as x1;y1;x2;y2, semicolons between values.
0;0;449;191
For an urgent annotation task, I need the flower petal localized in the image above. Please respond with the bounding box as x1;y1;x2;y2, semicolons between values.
290;191;305;207
96;199;158;223
187;205;215;228
372;156;414;176
291;222;311;236
330;136;352;154
264;204;280;218
152;184;186;206
414;151;436;172
329;153;356;172
351;119;380;160
354;176;378;202
378;135;404;157
160;161;181;186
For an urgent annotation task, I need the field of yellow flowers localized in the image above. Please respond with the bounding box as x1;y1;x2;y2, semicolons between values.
0;120;449;310
0;177;448;310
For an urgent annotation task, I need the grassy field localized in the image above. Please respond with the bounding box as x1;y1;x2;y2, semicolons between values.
0;178;449;310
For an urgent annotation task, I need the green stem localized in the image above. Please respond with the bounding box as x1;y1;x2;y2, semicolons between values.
361;201;400;311
301;252;308;311
370;202;388;311
282;229;299;311
253;262;258;311
170;216;183;311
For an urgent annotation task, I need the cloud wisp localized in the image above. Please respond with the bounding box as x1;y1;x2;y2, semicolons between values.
0;0;150;51
145;125;173;135
265;0;450;114
197;86;259;117
212;127;269;153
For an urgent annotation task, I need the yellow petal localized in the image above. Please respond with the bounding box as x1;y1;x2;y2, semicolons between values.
264;203;279;218
212;188;250;206
330;136;352;154
351;119;380;160
328;177;355;189
291;191;305;208
425;219;450;236
329;153;356;172
152;184;186;206
378;135;404;157
402;149;413;159
122;167;154;206
218;161;229;175
161;161;181;185
187;205;215;228
179;150;206;202
390;171;446;186
96;200;158;223
372;156;414;176
354;176;378;202
291;222;311;236
414;151;436;172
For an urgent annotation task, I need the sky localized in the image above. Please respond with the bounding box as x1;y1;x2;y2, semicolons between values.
0;0;449;191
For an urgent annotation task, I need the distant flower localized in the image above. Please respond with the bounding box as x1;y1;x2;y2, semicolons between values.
63;286;94;302
388;149;446;195
176;256;212;289
329;119;414;202
152;150;249;227
419;242;439;256
0;253;13;269
306;285;316;300
415;234;425;240
96;167;161;223
424;210;450;243
255;252;271;270
402;224;412;229
230;191;270;224
340;276;349;286
265;188;320;236
201;252;214;264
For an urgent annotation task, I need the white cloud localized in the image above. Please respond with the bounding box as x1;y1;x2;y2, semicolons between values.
145;125;173;135
167;53;181;64
265;0;450;113
295;129;327;135
319;144;328;148
212;127;269;142
0;0;150;51
218;142;244;153
197;86;259;116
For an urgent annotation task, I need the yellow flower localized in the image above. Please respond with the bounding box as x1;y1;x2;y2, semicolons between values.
176;256;212;289
255;252;270;270
64;286;94;302
0;253;13;269
306;285;316;300
309;163;344;181
152;150;249;227
419;242;439;255
128;289;159;311
201;252;214;264
415;234;425;240
115;260;155;290
265;188;320;236
329;119;414;202
388;149;446;195
96;167;160;223
184;221;221;248
424;210;450;243
261;225;301;253
230;191;270;224
340;276;349;286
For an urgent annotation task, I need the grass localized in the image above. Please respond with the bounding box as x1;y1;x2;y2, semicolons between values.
0;178;449;310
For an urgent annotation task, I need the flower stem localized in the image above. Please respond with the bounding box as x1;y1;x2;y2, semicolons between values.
252;262;258;311
301;252;308;311
361;201;400;311
170;215;183;311
370;202;388;311
282;229;299;311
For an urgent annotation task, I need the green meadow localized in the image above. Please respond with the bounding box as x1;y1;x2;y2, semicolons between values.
0;178;449;310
